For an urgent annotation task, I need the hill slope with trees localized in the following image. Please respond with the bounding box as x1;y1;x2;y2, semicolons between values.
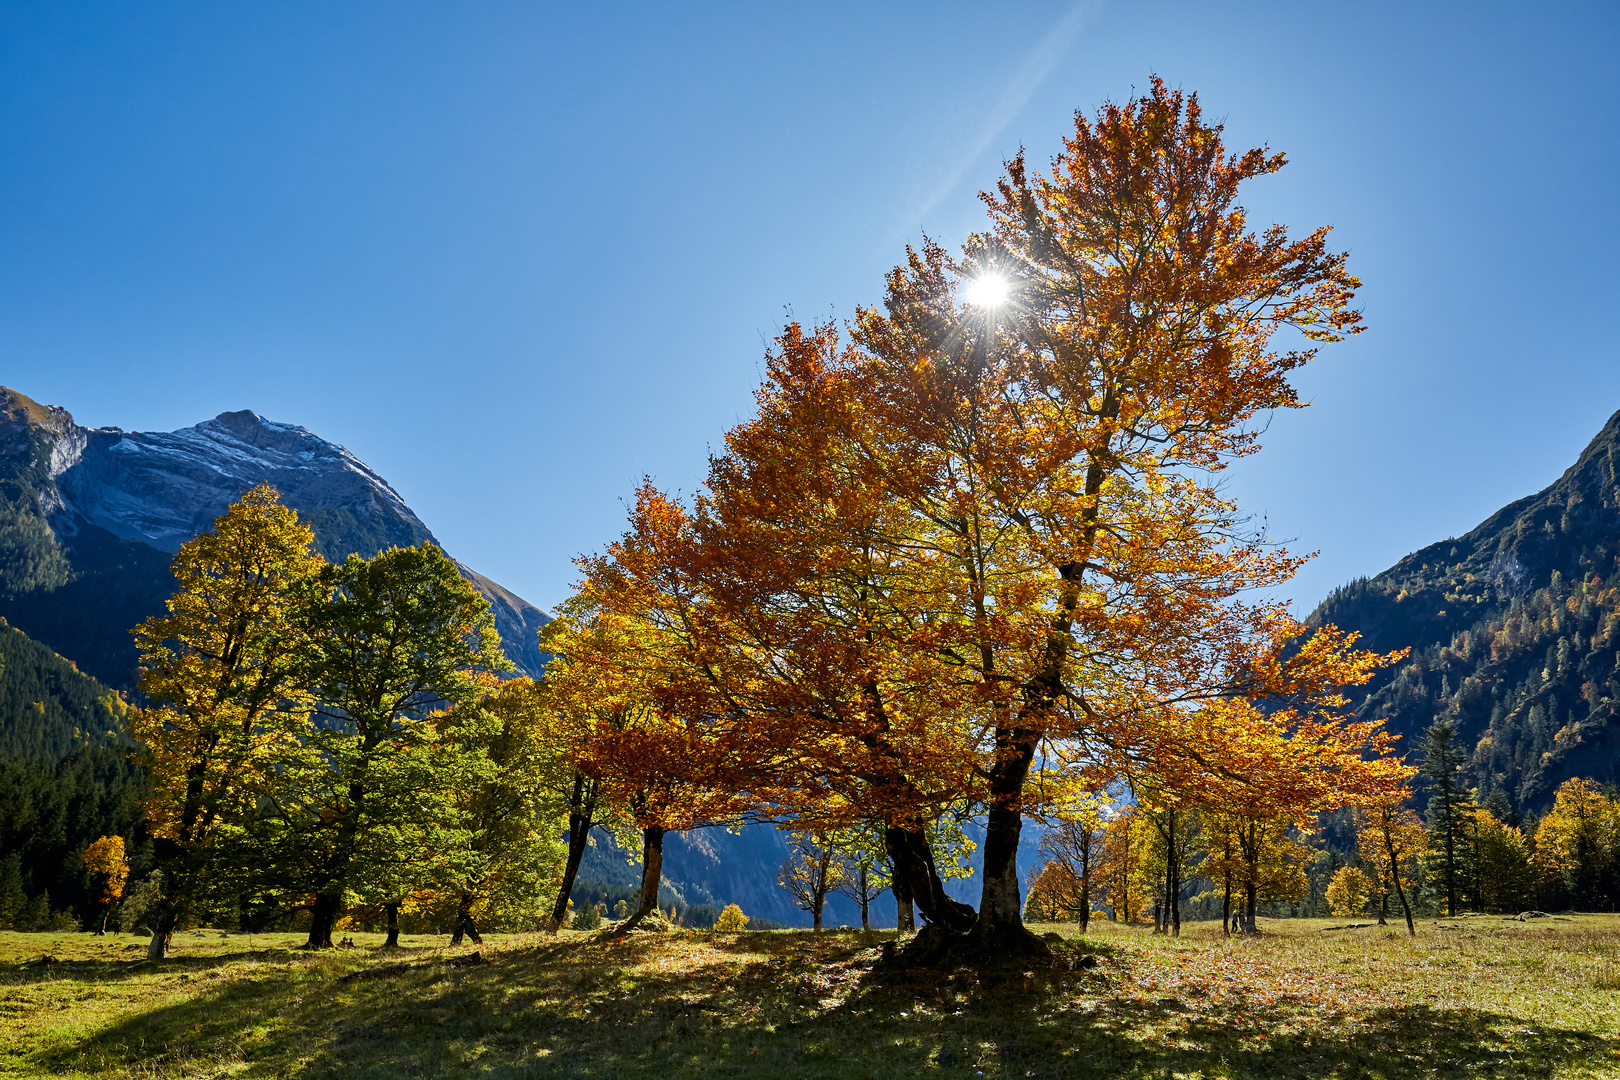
1309;407;1620;816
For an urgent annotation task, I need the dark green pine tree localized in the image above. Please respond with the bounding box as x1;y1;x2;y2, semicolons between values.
1420;717;1473;915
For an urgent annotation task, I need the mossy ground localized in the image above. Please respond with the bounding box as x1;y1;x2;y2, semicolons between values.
2;914;1618;1078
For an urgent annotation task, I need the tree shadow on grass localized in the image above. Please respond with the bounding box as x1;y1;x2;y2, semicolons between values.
48;940;1620;1080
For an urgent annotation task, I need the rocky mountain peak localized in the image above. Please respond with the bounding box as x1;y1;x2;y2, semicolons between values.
0;387;549;685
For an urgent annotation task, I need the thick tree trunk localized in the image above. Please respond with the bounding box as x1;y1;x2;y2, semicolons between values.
895;894;915;932
613;826;666;934
1377;891;1388;926
1243;879;1258;935
860;894;870;931
812;893;824;932
883;825;975;933
306;892;341;949
547;775;597;934
970;726;1041;950
384;902;401;948
146;896;181;960
450;891;482;945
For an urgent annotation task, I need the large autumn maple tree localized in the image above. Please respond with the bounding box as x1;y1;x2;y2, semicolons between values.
556;78;1410;959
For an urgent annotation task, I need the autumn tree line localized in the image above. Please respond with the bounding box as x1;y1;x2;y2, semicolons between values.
1025;719;1620;935
67;80;1524;961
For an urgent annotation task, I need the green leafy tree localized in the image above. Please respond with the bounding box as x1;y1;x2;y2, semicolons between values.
290;543;509;948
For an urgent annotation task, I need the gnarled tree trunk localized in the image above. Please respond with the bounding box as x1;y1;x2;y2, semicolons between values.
450;891;482;945
307;892;341;949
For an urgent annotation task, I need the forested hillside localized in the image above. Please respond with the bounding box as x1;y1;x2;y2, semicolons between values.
1310;408;1620;816
0;619;146;929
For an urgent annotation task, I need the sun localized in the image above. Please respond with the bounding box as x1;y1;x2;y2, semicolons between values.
959;272;1011;309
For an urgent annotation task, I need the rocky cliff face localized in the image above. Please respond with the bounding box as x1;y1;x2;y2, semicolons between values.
0;386;548;686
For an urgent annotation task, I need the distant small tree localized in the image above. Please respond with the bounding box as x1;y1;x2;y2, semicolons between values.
1534;777;1620;910
830;824;891;931
1036;788;1109;933
1355;799;1425;935
1325;865;1371;917
779;831;844;932
1024;861;1086;922
571;904;602;931
714;903;749;932
82;835;129;936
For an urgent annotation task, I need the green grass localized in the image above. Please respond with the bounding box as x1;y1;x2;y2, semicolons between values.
2;915;1619;1078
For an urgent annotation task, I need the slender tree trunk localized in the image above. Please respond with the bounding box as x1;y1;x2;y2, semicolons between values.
307;892;341;949
96;905;109;936
1222;875;1231;937
1385;826;1416;937
812;890;825;932
547;775;597;934
858;865;871;930
1170;849;1181;938
1079;864;1091;935
384;902;401;948
1377;891;1388;927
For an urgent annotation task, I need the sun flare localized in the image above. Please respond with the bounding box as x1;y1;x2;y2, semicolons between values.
959;272;1011;308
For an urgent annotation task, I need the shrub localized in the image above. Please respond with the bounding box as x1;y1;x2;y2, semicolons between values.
571;904;603;931
714;904;749;932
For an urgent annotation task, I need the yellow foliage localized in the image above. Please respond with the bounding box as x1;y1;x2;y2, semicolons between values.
1325;865;1371;917
714;904;749;932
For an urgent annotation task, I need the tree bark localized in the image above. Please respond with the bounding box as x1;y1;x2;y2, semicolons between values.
1243;878;1258;935
450;891;481;945
547;774;597;934
146;896;181;960
613;826;666;933
883;825;975;932
970;725;1041;948
895;894;915;932
384;902;401;948
1385;826;1416;937
307;892;341;949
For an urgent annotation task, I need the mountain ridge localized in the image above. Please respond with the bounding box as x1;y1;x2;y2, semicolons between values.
0;386;549;687
1307;406;1620;814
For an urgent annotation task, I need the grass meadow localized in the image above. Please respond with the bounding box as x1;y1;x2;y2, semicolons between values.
2;914;1618;1079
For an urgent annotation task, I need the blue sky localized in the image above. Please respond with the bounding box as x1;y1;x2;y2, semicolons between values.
2;2;1617;611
